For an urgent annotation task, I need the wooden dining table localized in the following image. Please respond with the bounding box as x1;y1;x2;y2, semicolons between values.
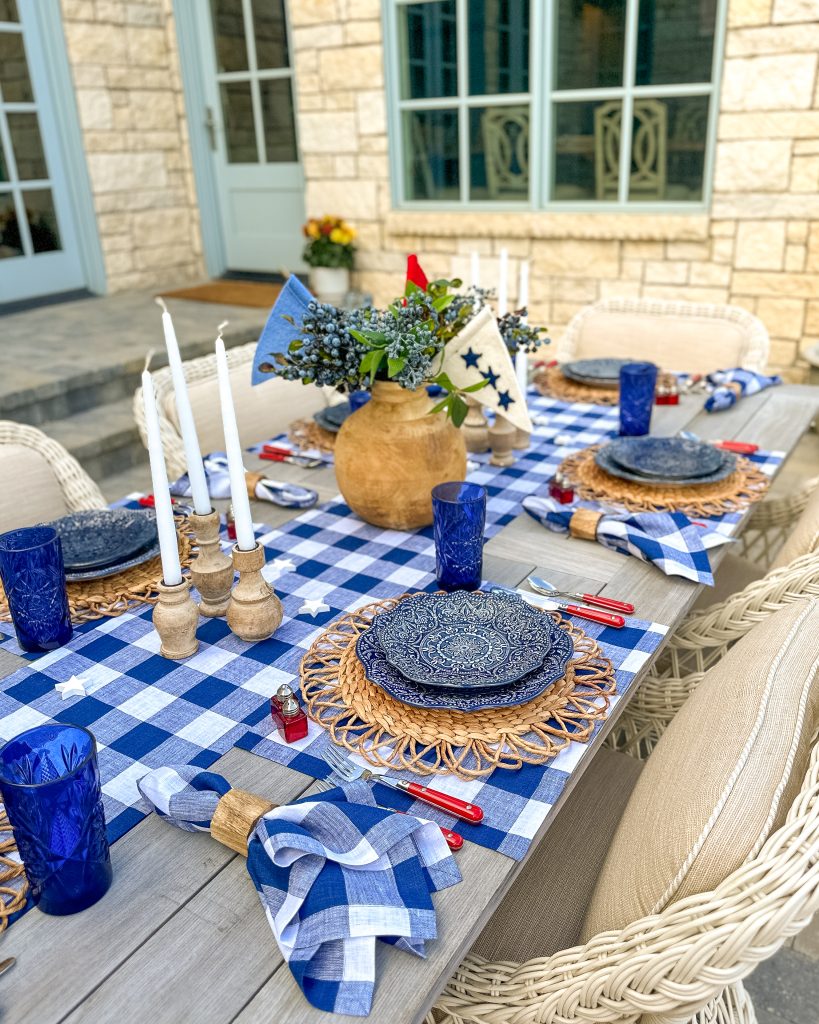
3;382;819;1024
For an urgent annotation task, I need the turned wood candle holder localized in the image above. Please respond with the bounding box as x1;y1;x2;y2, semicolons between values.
513;427;531;451
462;398;490;454
489;417;516;467
188;509;234;618
226;544;283;642
153;578;199;659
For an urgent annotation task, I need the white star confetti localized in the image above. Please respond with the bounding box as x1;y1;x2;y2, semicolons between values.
270;558;296;574
298;597;330;618
55;676;88;700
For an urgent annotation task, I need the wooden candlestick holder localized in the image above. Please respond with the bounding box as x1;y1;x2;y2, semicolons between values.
489;416;516;467
226;544;283;642
188;509;234;618
513;427;531;451
153;578;199;659
462;398;490;454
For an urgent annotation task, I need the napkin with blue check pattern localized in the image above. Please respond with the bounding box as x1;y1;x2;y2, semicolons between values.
704;368;781;412
522;496;732;585
170;455;318;509
138;765;460;1017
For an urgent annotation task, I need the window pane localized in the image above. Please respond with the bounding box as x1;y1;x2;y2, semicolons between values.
399;1;457;100
260;78;297;163
556;0;625;90
220;82;257;162
7;112;48;180
23;188;61;252
553;99;621;201
469;0;530;95
210;0;248;73
0;2;19;21
470;105;529;200
0;192;21;257
252;0;288;69
636;0;716;85
629;95;708;202
403;109;459;201
0;31;33;102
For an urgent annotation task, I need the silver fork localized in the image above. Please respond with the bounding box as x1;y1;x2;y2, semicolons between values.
321;745;482;823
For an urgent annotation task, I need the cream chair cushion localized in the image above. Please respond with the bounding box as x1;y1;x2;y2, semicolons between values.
692;551;764;611
583;598;819;938
472;746;643;962
559;300;767;373
0;444;71;532
163;368;330;456
770;482;819;571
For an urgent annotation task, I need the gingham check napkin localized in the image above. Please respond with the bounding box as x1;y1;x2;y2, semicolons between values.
170;455;318;509
704;368;781;412
522;496;732;584
138;765;460;1017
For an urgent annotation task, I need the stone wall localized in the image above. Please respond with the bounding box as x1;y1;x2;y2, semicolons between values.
291;0;819;380
60;0;204;292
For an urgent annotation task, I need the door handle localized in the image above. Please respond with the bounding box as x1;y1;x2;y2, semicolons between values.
205;106;217;151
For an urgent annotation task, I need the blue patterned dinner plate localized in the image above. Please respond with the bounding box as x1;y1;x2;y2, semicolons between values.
313;403;351;433
607;437;723;480
561;358;635;387
595;443;737;487
373;590;558;688
356;620;574;712
48;508;158;572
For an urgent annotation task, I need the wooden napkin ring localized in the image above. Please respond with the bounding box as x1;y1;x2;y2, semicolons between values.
245;471;265;501
211;788;276;855
569;509;603;541
726;381;743;397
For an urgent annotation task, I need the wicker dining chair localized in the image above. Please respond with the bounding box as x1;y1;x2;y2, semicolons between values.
429;600;819;1024
0;420;106;533
556;297;770;374
133;341;336;479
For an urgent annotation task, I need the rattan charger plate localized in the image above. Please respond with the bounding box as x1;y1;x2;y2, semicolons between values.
301;593;616;779
0;517;195;625
534;365;679;407
288;417;336;454
0;809;26;933
561;444;770;516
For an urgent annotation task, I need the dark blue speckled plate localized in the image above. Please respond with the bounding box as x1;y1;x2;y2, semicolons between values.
313;403;352;433
608;437;723;480
356;620;574;712
48;508;158;573
595;443;737;487
561;358;635;387
373;590;558;688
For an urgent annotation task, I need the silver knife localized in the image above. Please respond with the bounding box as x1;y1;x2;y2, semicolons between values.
0;956;16;977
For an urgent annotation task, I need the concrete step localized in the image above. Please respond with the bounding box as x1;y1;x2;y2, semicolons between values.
41;398;145;485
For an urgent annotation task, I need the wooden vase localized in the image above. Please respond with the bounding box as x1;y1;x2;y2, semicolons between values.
188;509;234;618
226;544;283;642
334;381;467;530
153;578;199;660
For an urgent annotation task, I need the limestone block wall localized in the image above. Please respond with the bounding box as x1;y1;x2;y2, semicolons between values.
292;0;819;380
59;0;204;292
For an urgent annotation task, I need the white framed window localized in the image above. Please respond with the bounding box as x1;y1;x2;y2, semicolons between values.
382;0;728;211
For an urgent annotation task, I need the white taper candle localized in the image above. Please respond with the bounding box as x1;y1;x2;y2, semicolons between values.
518;260;529;319
156;299;211;516
515;259;530;394
470;251;480;288
141;371;183;587
215;332;256;551
497;248;508;317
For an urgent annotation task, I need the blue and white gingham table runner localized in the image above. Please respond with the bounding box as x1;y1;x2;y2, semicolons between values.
138;766;459;1016
0;391;782;861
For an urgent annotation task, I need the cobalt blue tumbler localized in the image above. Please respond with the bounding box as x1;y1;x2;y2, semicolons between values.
0;526;72;652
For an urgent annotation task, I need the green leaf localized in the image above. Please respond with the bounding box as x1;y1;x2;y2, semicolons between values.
368;350;385;383
387;357;406;377
429;397;450;415
431;294;454;312
404;280;423;297
462;379;489;393
449;394;468;428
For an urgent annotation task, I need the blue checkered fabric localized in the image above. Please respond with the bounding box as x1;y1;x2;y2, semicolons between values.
138;766;460;1016
704;368;782;412
522;496;733;585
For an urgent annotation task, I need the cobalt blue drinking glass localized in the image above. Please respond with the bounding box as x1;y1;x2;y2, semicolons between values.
0;526;72;653
619;362;659;437
432;481;487;592
0;724;112;915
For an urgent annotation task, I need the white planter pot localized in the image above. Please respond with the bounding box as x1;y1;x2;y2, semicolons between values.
309;266;350;305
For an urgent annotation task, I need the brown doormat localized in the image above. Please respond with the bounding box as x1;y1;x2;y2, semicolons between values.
160;280;282;308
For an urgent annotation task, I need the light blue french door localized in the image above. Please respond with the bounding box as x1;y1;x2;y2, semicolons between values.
0;1;88;303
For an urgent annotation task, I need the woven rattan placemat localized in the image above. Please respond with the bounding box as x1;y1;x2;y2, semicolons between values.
0;809;26;933
0;518;194;625
288;417;336;454
301;593;616;779
561;444;770;516
534;365;679;407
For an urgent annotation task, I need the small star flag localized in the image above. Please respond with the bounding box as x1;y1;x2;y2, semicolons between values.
440;306;532;434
